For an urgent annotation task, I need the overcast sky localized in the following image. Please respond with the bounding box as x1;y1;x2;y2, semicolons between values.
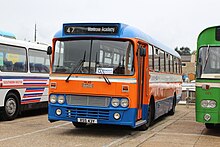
1;0;219;51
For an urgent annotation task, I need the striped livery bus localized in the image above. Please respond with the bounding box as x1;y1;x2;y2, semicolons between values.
0;36;49;120
196;26;220;129
48;23;182;130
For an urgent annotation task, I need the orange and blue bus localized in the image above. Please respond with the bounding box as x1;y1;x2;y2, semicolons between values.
0;35;49;120
48;23;182;130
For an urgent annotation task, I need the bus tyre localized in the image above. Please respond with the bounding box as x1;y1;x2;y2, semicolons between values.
72;122;87;128
138;99;154;131
2;93;20;121
205;123;215;129
168;97;176;116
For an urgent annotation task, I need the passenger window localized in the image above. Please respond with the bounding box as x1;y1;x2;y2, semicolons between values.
148;45;154;70
166;53;170;72
154;47;159;72
159;50;165;72
0;44;27;72
174;57;177;73
170;55;174;73
29;49;49;73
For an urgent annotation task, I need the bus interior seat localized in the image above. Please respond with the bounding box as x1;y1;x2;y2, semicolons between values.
43;65;49;73
34;63;43;72
13;62;25;72
29;63;35;71
34;63;49;73
3;61;13;71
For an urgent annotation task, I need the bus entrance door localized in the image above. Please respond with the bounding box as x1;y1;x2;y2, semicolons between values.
137;44;146;120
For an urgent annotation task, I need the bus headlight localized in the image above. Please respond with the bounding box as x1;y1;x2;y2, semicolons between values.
201;100;216;108
50;95;57;103
111;98;120;107
120;99;129;107
209;100;217;108
58;95;65;104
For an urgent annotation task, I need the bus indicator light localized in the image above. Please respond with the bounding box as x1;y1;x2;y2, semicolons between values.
50;82;57;89
122;85;129;93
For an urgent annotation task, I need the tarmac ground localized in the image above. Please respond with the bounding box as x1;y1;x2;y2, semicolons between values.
0;104;220;147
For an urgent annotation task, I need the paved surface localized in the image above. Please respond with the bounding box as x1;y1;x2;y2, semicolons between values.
0;105;220;147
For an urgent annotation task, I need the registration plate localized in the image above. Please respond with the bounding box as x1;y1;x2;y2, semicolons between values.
77;118;97;124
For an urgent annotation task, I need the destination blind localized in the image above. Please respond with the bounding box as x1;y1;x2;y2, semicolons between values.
64;25;119;35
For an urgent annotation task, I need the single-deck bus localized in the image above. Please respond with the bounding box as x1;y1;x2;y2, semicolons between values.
0;36;49;120
196;26;220;129
48;23;182;130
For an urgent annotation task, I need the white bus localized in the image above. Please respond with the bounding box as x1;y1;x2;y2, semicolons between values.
0;36;49;120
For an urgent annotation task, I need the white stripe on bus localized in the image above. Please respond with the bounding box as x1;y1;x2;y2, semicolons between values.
196;82;220;88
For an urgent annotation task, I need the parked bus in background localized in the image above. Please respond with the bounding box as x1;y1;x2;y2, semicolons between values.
48;23;182;130
0;35;49;120
0;30;16;39
196;26;220;129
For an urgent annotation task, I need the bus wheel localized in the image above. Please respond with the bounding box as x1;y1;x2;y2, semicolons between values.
72;122;87;128
168;97;176;115
138;99;154;131
2;93;20;120
205;123;215;129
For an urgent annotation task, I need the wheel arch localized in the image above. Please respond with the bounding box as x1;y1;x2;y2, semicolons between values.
5;89;21;105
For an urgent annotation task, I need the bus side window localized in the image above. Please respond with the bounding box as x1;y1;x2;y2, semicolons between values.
159;50;165;72
166;53;170;72
0;44;27;72
154;47;159;72
174;57;177;74
178;59;182;74
170;55;174;73
148;45;154;70
29;49;49;73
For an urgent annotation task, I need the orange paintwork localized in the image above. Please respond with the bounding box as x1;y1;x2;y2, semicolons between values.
49;38;182;121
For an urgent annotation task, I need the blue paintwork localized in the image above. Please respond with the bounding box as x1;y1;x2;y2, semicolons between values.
154;96;174;119
48;103;138;127
48;94;151;128
48;94;177;128
141;104;149;120
54;23;180;58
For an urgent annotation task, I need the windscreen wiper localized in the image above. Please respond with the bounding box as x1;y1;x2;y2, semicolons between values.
65;51;86;82
95;60;111;85
98;66;111;85
203;45;210;71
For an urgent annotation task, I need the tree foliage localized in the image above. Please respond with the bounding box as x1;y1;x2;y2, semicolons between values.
175;47;191;55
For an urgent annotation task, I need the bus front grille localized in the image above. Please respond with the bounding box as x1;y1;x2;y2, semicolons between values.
66;95;110;107
65;108;110;120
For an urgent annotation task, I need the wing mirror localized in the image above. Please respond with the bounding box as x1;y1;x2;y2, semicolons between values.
47;46;52;55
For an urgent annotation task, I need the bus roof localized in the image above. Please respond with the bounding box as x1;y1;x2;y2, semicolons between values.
0;36;48;51
0;30;16;39
54;23;180;58
197;25;220;48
